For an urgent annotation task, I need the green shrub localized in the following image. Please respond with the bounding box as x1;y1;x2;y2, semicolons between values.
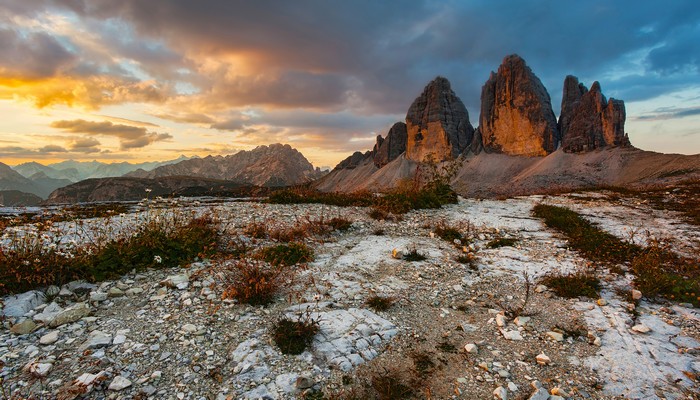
540;271;600;299
273;315;319;355
258;242;314;267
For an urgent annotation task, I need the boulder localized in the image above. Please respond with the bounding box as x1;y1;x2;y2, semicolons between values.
48;302;91;328
373;122;408;168
2;290;46;318
559;76;629;152
405;76;475;162
479;54;559;156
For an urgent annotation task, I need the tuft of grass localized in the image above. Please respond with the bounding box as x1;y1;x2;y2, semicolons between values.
272;315;320;355
368;208;390;221
328;217;352;231
533;204;642;264
372;228;385;236
258;242;314;267
433;221;463;243
403;247;426;262
367;369;416;400
366;295;395;311
244;220;268;239
486;237;518;248
540;271;600;299
221;260;282;306
436;341;457;353
268;187;375;207
411;352;436;377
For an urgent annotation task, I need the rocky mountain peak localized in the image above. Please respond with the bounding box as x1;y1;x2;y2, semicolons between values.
405;76;475;162
479;54;559;156
559;77;629;152
373;122;407;168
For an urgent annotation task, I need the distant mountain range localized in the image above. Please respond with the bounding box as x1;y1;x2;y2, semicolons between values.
127;144;325;187
19;144;326;204
316;54;700;195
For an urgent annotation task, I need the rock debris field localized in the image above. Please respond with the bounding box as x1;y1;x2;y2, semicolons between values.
1;193;699;400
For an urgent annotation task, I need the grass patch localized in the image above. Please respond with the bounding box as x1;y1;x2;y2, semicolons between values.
258;242;314;267
272;315;319;355
221;260;282;306
328;217;352;231
268;180;458;216
486;237;518;248
533;204;642;264
534;204;700;306
540;271;600;299
268;187;374;207
0;214;218;295
365;295;395;311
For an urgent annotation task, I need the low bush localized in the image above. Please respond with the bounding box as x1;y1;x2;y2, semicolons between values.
540;271;600;299
272;314;320;355
486;237;518;248
221;260;282;306
433;221;463;243
268;187;375;207
366;295;395;311
328;217;352;231
258;242;314;267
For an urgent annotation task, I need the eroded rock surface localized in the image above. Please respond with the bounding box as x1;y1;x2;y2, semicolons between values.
559;76;629;152
406;77;475;162
479;54;559;156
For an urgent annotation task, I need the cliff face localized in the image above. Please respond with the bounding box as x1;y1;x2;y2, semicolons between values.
405;77;475;162
559;77;629;152
479;55;559;157
374;122;407;168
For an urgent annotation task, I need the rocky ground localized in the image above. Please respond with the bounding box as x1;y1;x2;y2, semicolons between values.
1;193;699;399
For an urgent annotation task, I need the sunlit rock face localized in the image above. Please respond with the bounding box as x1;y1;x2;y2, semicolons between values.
559;76;629;153
405;77;475;162
479;54;559;157
373;122;407;168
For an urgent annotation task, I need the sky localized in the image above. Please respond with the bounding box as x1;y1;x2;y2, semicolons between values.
0;0;699;169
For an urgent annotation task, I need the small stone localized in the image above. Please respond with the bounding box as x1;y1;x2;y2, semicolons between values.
46;285;60;297
507;382;518;392
493;386;508;400
391;249;403;259
181;323;197;333
58;287;74;297
514;316;530;327
597;298;607;306
48;302;90;328
528;387;550;400
161;274;189;290
26;362;52;377
108;287;124;297
40;331;59;345
593;336;601;346
295;376;314;390
496;314;507;327
84;330;112;348
546;331;564;342
498;369;511;378
631;290;642;300
631;324;650;334
551;387;569;397
90;292;108;302
108;376;132;391
535;352;550;365
113;334;127;345
10;319;37;335
530;381;542;390
500;329;523;341
465;343;478;354
534;285;548;293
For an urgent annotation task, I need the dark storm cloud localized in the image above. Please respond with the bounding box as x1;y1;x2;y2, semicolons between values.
0;28;76;79
50;119;172;149
2;0;700;150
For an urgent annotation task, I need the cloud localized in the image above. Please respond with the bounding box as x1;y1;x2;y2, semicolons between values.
635;106;700;121
50;119;172;149
38;144;68;152
0;28;76;79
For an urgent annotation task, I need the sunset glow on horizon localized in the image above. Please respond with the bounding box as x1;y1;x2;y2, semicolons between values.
1;1;699;168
